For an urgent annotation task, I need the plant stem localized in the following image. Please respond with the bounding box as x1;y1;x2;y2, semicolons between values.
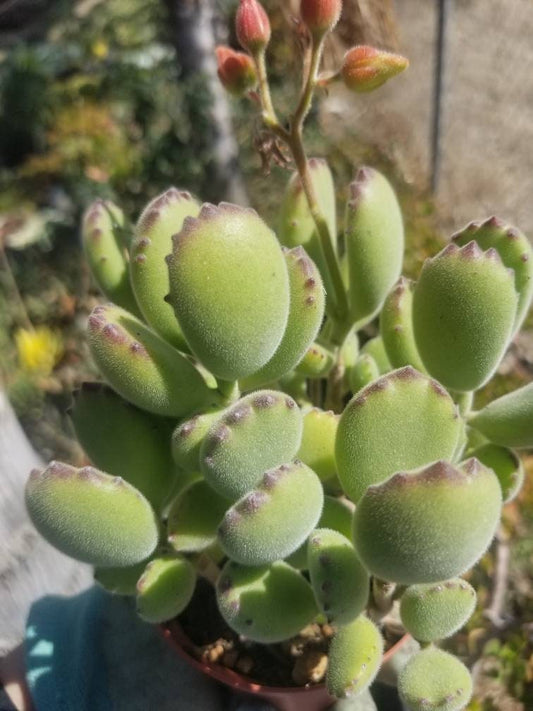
195;553;221;586
452;390;473;417
216;378;239;404
324;346;345;413
252;44;349;330
254;50;289;141
371;578;397;619
288;37;349;326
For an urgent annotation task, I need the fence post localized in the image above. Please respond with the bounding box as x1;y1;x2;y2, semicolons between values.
431;0;452;193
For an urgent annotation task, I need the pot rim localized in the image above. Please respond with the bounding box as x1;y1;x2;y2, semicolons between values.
161;619;411;697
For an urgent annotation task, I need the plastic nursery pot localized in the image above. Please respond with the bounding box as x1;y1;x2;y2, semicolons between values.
161;620;411;711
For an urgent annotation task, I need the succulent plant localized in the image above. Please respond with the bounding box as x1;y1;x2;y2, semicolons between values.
25;1;531;708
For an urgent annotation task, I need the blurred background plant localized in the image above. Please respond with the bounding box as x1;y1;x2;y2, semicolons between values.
0;1;531;708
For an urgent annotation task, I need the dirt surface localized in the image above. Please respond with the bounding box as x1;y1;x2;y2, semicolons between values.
323;0;533;237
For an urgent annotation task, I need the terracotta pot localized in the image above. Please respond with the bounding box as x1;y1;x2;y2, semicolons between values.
162;621;411;711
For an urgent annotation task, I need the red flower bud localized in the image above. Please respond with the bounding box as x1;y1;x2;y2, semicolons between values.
216;46;257;96
300;0;342;38
235;0;271;54
341;45;409;93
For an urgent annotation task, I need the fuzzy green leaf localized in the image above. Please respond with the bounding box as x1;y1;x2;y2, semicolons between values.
26;462;159;567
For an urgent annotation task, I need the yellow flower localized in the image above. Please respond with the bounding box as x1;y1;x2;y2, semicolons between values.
91;40;109;60
15;326;64;376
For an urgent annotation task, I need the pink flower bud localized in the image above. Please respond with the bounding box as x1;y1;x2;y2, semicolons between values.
235;0;271;54
341;45;409;93
216;46;257;96
300;0;342;38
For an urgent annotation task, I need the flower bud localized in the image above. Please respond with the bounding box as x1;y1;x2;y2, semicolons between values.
215;46;257;96
235;0;271;54
301;0;342;38
341;45;409;93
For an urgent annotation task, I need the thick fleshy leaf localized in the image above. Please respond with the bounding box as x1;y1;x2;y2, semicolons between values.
469;382;533;449
326;616;383;699
240;246;325;389
452;216;533;334
295;342;335;378
26;462;159;567
353;459;502;584
171;410;223;473
399;648;473;711
278;158;337;313
380;277;425;371
136;555;196;623
336;367;463;502
400;579;476;642
167;480;229;553
286;495;354;569
82;200;140;316
88;303;218;417
94;561;147;596
413;242;518;392
360;336;391;374
308;528;369;625
131;188;200;349
200;390;303;501
297;408;339;482
218;460;323;566
216;561;318;643
344;167;404;325
71;383;175;511
468;443;524;503
167;203;290;381
348;354;380;395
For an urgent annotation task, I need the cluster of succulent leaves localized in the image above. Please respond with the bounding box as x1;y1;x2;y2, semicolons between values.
24;160;533;710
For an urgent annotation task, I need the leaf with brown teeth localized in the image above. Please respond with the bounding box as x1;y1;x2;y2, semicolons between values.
277;158;338;315
130;188;200;350
399;648;473;711
25;462;159;567
344;167;404;327
353;459;502;584
336;367;463;502
167;202;290;381
82;199;140;316
413;241;518;392
87;303;219;417
452;216;533;334
71;383;175;511
217;460;323;565
380;277;426;371
240;246;325;389
200;389;303;501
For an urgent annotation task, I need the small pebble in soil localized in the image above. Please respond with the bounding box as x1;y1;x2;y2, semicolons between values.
321;624;335;638
292;650;329;685
222;650;239;668
206;643;225;664
298;623;322;640
236;655;254;675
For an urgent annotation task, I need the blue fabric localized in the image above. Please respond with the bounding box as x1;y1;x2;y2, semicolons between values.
23;586;378;710
24;585;273;711
26;586;111;711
